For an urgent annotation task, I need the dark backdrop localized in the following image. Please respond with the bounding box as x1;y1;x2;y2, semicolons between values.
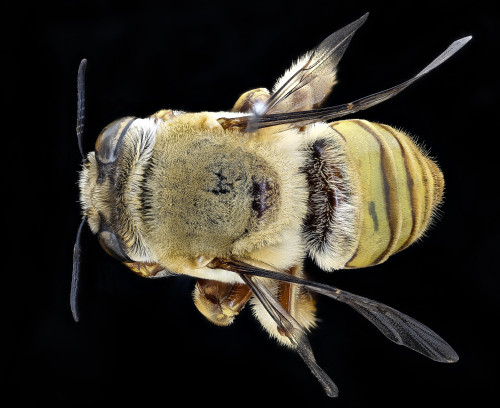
5;0;498;406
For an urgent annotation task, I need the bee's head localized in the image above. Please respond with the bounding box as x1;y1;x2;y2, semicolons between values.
79;116;158;263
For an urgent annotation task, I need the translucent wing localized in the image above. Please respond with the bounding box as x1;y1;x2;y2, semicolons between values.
240;274;339;397
218;36;471;131
318;288;459;363
211;258;459;363
261;13;368;115
255;36;472;128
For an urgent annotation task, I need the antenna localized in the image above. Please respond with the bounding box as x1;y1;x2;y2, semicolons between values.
76;59;87;159
71;217;86;322
71;59;89;322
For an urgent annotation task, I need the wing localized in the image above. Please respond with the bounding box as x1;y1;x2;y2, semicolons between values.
240;274;339;397
210;258;459;364
218;36;472;131
261;13;368;115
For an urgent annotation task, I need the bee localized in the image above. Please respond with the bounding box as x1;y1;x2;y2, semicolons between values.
72;13;471;397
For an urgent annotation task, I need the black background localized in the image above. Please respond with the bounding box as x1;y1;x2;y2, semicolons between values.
5;0;498;406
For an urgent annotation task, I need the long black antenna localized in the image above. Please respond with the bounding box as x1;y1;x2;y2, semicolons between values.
76;59;87;159
71;216;86;322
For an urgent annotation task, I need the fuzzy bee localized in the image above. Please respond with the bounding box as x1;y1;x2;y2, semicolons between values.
73;13;471;397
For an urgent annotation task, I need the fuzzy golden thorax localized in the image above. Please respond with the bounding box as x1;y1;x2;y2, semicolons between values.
142;113;309;276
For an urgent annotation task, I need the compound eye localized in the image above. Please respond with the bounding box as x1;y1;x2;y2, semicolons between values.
95;117;135;164
98;230;131;262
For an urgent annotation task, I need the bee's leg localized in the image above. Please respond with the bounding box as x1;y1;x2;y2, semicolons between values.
232;88;270;113
277;265;317;334
192;279;252;326
123;261;167;277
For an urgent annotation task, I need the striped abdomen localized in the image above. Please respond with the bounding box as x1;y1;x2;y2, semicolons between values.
304;119;444;270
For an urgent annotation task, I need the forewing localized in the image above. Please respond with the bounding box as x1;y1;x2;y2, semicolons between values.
211;259;459;363
218;36;471;132
324;289;460;363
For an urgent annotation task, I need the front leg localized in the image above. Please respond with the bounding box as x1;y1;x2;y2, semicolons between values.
193;279;252;326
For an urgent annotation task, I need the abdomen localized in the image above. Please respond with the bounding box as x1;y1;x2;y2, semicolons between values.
303;119;444;270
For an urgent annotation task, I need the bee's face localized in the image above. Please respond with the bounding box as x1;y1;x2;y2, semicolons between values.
79;116;159;263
